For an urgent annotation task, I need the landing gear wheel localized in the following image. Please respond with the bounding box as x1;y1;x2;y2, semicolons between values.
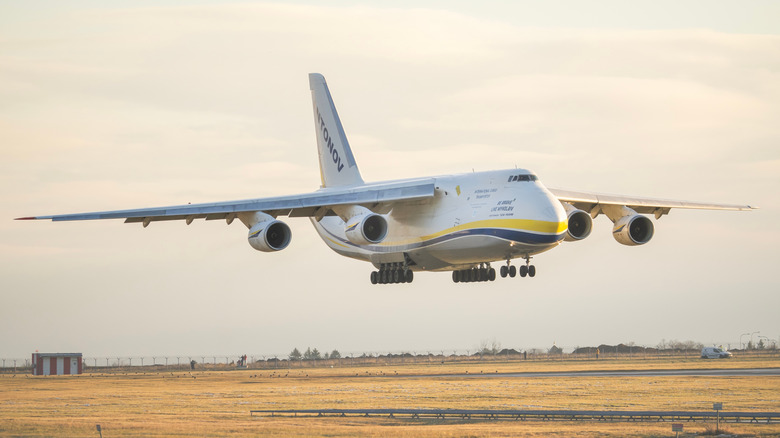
528;265;536;277
370;271;378;285
488;268;496;281
500;266;508;278
405;270;414;283
509;265;517;278
520;265;528;277
392;269;400;283
479;268;487;281
452;271;459;283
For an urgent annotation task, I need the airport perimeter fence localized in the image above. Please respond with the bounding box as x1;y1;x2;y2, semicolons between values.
2;348;778;374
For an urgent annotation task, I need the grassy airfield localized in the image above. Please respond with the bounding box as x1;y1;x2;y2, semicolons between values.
2;356;779;437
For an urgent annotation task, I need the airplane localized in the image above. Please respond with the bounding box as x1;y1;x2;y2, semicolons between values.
17;73;756;285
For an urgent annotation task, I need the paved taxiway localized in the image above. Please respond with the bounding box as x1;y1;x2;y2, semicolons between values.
412;368;780;379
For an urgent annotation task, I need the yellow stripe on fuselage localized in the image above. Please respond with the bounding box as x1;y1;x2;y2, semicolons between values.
422;219;567;240
378;218;567;247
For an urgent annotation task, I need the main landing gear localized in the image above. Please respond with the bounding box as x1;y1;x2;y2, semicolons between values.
370;263;413;285
499;256;536;278
452;263;496;283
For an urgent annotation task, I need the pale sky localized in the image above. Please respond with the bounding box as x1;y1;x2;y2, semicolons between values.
2;1;779;360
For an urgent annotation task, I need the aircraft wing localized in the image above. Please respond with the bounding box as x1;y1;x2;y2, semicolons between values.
549;187;756;218
17;178;436;225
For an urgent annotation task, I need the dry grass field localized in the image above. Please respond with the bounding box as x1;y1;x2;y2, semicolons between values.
2;356;779;437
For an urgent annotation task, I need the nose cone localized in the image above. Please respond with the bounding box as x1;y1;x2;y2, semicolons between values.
533;185;568;240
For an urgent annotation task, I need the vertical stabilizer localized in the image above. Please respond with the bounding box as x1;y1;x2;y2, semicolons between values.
309;73;363;187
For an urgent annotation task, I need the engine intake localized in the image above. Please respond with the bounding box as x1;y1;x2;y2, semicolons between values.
612;214;654;246
247;219;292;252
562;204;593;242
345;212;388;245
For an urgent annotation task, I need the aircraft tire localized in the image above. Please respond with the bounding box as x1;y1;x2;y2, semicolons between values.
500;266;507;278
393;269;401;283
520;265;528;277
370;271;378;284
509;265;516;278
488;268;496;281
529;265;536;277
405;270;414;283
469;269;477;282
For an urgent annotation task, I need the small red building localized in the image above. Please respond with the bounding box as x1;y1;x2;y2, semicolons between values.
32;353;83;376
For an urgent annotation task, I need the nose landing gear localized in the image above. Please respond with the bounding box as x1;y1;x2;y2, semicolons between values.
499;257;536;279
499;264;516;278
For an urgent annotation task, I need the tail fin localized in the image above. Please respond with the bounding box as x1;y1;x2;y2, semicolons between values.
309;73;364;187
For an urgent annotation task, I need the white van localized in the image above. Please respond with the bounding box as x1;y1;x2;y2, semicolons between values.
701;347;732;359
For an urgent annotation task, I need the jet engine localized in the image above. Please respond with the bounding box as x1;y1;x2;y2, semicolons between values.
562;203;593;242
612;214;654;246
247;217;292;252
345;212;388;245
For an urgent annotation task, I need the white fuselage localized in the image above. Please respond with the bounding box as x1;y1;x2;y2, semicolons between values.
311;169;568;271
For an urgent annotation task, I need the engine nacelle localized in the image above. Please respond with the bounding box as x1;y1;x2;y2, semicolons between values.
345;212;388;245
247;219;292;252
562;203;593;242
612;214;654;246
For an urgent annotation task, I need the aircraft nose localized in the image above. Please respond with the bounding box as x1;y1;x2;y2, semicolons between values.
536;187;568;237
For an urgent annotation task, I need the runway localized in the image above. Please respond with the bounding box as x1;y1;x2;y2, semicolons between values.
412;367;780;379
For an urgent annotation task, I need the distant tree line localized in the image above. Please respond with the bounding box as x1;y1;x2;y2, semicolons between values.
744;339;775;350
275;338;777;364
655;339;704;351
288;347;341;361
572;341;704;355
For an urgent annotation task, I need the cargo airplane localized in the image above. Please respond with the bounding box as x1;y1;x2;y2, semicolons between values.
18;73;755;285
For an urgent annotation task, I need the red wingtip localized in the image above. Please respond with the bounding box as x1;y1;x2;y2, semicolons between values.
15;217;37;220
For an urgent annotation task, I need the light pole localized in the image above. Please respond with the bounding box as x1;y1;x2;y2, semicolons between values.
750;331;760;349
740;332;751;350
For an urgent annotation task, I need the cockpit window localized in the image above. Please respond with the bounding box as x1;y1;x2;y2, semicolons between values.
508;174;537;182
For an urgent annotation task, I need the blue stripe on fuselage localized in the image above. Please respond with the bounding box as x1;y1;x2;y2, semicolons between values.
317;224;565;254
